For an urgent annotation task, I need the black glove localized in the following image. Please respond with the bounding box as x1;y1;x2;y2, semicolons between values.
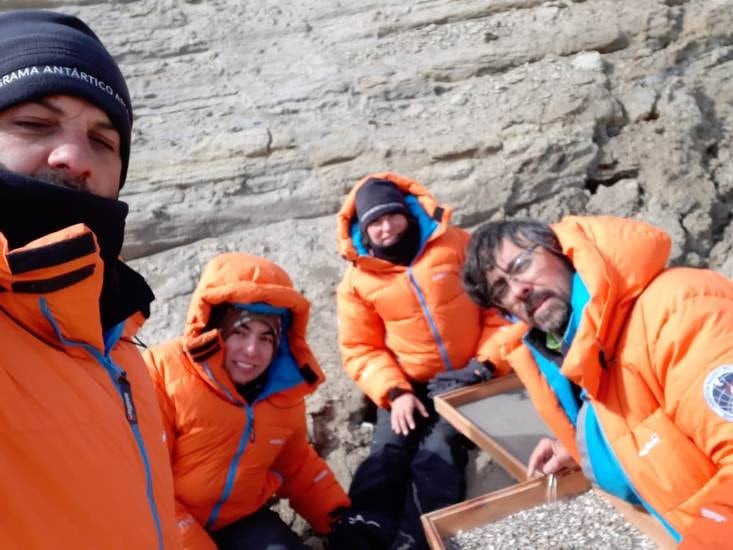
427;358;494;399
328;509;396;550
328;506;348;529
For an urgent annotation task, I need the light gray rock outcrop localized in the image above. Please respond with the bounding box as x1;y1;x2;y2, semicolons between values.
8;0;732;539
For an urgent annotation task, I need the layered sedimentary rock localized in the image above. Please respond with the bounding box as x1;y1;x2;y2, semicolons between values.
9;0;732;537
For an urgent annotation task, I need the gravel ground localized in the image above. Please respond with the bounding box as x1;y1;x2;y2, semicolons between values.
445;489;658;550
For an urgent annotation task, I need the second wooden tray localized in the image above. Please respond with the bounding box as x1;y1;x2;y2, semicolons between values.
434;372;552;481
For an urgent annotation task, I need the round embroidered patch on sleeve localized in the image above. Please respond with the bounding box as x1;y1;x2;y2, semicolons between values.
703;364;733;422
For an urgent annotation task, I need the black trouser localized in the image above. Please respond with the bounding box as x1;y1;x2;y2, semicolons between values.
341;386;468;550
210;507;307;550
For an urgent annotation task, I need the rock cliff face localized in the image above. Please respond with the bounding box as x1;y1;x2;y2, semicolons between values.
10;0;732;535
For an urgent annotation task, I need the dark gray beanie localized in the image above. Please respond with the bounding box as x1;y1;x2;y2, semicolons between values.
355;178;409;234
0;10;133;187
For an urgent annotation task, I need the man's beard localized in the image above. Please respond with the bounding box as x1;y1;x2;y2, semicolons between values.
33;168;88;192
0;163;87;192
525;290;570;335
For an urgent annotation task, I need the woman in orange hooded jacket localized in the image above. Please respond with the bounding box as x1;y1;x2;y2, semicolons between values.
144;253;349;550
333;173;507;549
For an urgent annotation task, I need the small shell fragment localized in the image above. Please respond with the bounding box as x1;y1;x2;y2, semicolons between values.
545;473;558;504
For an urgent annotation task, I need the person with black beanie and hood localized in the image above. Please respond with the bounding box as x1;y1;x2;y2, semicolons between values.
331;173;510;549
0;10;179;549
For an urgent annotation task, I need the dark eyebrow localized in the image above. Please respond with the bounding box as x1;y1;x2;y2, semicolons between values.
33;98;117;133
92;120;118;133
32;98;65;115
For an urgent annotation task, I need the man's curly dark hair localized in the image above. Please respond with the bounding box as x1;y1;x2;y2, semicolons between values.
462;219;566;309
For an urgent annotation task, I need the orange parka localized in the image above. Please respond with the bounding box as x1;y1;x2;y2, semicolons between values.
0;224;180;550
506;216;733;547
336;172;508;407
144;253;349;550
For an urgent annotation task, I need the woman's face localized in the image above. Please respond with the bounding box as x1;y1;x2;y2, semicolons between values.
365;212;408;247
222;319;276;385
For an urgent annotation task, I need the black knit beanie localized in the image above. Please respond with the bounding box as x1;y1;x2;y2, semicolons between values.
355;178;409;234
0;10;133;188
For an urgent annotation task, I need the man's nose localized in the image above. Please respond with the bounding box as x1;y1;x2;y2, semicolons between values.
506;276;532;303
46;133;93;181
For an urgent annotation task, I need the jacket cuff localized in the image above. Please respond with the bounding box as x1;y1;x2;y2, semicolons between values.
387;387;413;403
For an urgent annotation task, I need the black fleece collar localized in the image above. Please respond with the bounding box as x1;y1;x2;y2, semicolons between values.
0;170;153;331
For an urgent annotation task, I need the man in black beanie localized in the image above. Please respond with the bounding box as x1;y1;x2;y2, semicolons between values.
0;10;179;549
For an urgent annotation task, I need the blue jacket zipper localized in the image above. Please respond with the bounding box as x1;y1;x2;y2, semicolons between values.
205;403;254;529
39;298;165;550
407;267;453;371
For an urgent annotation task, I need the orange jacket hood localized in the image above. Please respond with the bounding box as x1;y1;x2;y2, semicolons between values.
183;253;325;400
336;172;452;269
551;216;671;397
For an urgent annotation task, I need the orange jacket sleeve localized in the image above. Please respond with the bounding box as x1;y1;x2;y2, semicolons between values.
142;348;177;456
270;401;350;533
474;308;517;376
678;479;733;549
144;349;215;550
337;274;412;408
652;293;733;544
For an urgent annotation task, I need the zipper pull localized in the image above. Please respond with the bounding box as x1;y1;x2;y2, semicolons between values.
118;374;138;424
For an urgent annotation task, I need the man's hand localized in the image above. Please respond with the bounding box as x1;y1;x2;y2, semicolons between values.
390;393;429;435
527;438;576;478
426;359;494;399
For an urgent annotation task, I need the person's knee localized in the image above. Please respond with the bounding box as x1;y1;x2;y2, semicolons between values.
371;419;413;452
409;445;467;504
419;422;468;467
